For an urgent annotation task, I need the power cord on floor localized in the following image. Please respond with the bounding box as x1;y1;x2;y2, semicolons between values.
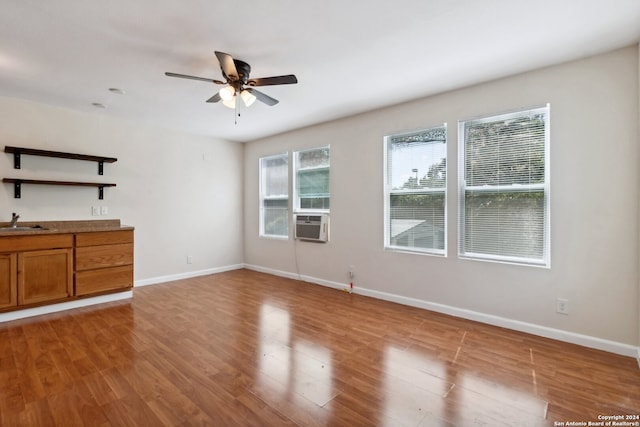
293;236;302;281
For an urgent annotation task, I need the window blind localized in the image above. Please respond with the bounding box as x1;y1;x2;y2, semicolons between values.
458;106;550;266
294;147;330;211
385;125;447;254
260;153;289;238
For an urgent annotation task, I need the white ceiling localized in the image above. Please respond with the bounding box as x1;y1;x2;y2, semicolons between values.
1;1;639;143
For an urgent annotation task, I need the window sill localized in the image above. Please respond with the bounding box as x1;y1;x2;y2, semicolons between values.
458;253;549;269
293;210;330;215
259;234;289;241
385;246;446;257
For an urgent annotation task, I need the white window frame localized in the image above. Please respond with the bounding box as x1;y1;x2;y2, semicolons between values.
458;105;550;267
293;146;330;213
384;125;447;256
259;153;289;239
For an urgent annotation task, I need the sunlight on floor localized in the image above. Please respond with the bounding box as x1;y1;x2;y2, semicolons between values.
383;343;549;426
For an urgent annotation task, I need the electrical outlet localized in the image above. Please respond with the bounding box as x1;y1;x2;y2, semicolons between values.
556;298;569;315
187;255;193;264
100;206;108;215
91;206;100;216
348;265;355;279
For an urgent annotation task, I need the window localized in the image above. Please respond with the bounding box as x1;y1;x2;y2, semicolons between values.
259;153;289;238
384;125;447;255
458;105;550;266
293;146;330;212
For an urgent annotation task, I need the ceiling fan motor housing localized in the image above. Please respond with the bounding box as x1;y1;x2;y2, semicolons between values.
226;59;251;87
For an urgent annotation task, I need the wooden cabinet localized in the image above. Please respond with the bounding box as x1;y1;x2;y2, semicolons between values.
0;253;17;309
0;228;133;312
18;248;73;305
0;234;73;309
75;230;133;296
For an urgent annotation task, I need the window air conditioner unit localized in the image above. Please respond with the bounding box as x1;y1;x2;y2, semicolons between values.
294;214;329;242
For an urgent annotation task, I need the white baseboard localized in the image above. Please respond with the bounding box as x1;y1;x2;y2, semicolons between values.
134;264;244;287
358;286;638;358
0;291;132;323
245;263;302;281
637;347;640;369
243;264;348;291
243;264;638;358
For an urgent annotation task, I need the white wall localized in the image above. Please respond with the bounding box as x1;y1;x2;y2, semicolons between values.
0;97;244;281
244;45;640;348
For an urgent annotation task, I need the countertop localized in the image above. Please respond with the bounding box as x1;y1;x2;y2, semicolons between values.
0;219;134;236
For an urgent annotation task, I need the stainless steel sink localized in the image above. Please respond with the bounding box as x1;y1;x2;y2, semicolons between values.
0;226;48;231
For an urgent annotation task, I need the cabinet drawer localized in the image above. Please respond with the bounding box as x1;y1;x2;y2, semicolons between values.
76;230;133;247
75;265;133;296
75;243;133;271
0;234;73;252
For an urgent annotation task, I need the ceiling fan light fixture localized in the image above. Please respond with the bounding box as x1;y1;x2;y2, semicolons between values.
240;90;256;107
165;51;298;116
222;97;236;109
219;85;235;101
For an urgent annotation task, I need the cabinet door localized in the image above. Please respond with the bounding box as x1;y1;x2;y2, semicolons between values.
0;253;17;309
18;248;73;306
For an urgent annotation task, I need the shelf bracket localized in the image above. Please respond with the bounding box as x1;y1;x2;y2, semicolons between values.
13;180;21;199
98;186;105;200
13;152;21;169
98;161;104;175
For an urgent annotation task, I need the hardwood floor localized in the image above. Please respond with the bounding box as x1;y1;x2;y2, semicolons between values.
0;269;638;426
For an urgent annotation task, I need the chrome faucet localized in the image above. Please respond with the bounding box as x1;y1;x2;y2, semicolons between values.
10;212;19;228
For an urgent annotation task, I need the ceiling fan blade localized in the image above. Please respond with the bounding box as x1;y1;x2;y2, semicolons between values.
165;72;224;84
247;74;298;87
206;93;221;103
215;51;238;81
247;88;279;106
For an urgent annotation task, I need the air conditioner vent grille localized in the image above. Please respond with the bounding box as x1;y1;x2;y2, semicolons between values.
294;214;329;242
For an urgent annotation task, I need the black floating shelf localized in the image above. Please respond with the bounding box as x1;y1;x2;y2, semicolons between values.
2;178;116;200
4;146;118;175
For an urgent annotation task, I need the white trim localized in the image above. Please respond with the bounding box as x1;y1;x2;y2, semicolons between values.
243;264;638;358
0;291;132;323
357;286;637;358
244;263;302;281
637;347;640;369
260;234;289;241
134;264;244;287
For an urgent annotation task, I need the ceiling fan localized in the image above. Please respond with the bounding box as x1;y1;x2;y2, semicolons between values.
165;51;298;110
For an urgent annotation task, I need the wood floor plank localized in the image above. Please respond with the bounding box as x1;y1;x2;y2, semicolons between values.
0;269;638;426
101;394;164;427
